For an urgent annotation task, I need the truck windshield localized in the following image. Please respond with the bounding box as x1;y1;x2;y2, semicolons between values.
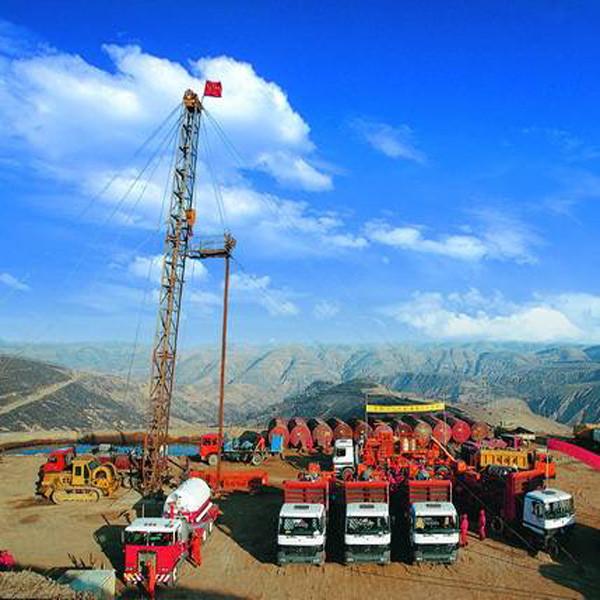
335;448;347;457
346;517;389;535
279;517;321;536
545;498;574;519
125;531;174;546
414;515;456;533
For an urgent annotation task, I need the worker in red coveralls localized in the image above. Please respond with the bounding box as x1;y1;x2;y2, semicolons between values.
459;513;469;547
478;509;487;541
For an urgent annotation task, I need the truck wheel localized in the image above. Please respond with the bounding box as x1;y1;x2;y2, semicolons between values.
490;516;504;535
341;467;354;481
208;454;218;467
251;453;264;466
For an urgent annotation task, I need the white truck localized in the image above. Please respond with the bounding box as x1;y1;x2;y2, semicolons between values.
405;480;459;564
277;479;329;565
343;481;391;564
333;438;357;480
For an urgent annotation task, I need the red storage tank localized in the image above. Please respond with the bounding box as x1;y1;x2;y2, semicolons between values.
308;418;334;450
460;415;491;442
289;424;313;451
444;415;471;445
393;418;413;437
288;417;307;430
401;416;432;447
352;419;372;441
268;417;287;431
327;418;353;440
268;423;290;447
423;415;452;445
372;420;393;437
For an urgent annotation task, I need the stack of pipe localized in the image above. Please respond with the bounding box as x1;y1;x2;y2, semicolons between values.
267;417;290;447
308;418;334;450
327;418;353;440
423;415;452;445
288;417;313;451
459;414;491;442
443;414;471;444
401;416;432;447
351;419;372;441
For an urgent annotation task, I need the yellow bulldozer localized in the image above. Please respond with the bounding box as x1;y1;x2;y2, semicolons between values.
37;455;121;504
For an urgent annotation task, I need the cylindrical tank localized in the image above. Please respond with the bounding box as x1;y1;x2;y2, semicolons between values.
288;424;313;451
351;419;372;441
288;417;307;430
163;478;211;520
268;417;287;431
423;415;452;445
327;418;353;440
268;417;290;447
460;415;491;442
401;416;432;447
372;420;393;437
392;418;413;437
444;415;471;445
308;418;333;450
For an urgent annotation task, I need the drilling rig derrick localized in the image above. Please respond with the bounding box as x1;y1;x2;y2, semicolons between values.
141;89;203;495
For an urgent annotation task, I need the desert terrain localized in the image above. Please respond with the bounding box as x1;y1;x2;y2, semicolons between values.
0;447;599;600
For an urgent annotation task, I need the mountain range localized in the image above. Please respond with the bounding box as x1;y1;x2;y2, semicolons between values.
1;341;600;432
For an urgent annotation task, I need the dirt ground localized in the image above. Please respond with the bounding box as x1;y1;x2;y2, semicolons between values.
0;451;599;600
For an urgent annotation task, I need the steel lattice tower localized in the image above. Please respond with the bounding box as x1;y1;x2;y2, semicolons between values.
142;90;203;494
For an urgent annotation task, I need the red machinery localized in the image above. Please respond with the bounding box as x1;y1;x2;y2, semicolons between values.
189;468;268;493
198;432;268;466
123;478;217;595
39;447;75;474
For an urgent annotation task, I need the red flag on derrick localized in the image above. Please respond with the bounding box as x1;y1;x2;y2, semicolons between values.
204;81;222;97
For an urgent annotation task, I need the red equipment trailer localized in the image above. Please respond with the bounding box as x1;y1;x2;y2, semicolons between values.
189;468;268;493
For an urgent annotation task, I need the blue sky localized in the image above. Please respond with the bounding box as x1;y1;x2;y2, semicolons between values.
1;2;600;346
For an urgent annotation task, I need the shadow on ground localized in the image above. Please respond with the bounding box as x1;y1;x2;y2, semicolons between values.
215;486;281;564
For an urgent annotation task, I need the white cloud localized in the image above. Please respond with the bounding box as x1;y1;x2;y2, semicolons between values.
230;272;299;316
0;272;29;291
0;41;332;200
352;119;426;163
313;300;340;320
365;211;537;264
381;289;591;342
128;254;208;284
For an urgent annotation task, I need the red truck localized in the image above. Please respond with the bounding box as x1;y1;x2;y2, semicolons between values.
198;432;268;466
123;478;219;595
456;465;575;557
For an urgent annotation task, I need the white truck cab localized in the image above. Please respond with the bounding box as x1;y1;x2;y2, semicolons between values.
409;501;459;564
522;488;575;540
344;502;391;564
333;438;355;479
277;503;326;565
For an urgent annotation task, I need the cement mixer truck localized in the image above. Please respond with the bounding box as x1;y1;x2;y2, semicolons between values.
123;478;219;594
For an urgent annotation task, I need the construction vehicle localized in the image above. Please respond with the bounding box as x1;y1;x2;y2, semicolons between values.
402;480;459;564
39;447;75;474
37;455;120;503
343;481;391;565
277;479;329;565
456;465;575;557
198;432;269;467
123;478;218;594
